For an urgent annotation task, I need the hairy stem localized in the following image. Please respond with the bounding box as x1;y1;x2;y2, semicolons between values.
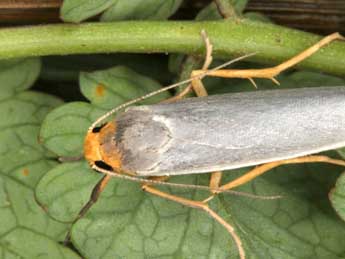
0;19;344;76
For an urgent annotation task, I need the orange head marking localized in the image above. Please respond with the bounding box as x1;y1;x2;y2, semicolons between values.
84;122;122;172
84;128;102;165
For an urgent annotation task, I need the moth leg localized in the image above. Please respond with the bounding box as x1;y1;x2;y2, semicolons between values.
190;30;213;97
216;155;345;193
163;29;214;104
141;184;245;259
186;31;226;194
192;32;343;195
64;174;111;244
200;171;224;203
161;85;193;103
163;31;224;195
58;155;83;162
192;32;344;85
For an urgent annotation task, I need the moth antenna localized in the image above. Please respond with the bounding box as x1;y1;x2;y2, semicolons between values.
89;52;257;131
92;164;281;200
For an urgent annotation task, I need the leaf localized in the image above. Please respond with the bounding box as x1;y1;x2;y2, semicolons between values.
244;12;272;23
196;0;250;21
61;0;116;23
40;102;102;157
61;0;183;23
195;3;223;21
330;172;345;222
222;163;345;258
337;148;345;159
0;228;78;258
40;66;169;157
231;0;249;14
36;162;101;222
0;58;80;258
80;66;170;109
0;58;40;100
100;0;183;22
36;162;345;258
36;161;236;258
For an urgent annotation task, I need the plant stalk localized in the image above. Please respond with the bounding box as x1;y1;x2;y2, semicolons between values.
0;19;344;76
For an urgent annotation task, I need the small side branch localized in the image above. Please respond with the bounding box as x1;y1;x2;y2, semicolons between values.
214;0;238;19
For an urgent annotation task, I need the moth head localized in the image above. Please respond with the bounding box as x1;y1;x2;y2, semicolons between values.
84;122;122;171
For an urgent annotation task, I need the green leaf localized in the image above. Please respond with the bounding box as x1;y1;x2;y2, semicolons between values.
61;0;183;23
61;0;116;23
40;102;102;157
36;161;235;258
330;172;345;222
196;0;250;21
36;162;345;258
100;0;183;22
337;148;345;159
231;0;249;14
0;58;79;258
80;66;170;109
0;58;40;100
36;162;101;222
244;12;272;23
195;3;223;21
0;228;78;258
222;163;345;258
40;66;169;157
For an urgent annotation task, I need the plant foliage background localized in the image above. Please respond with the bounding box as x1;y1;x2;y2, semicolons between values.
1;1;345;258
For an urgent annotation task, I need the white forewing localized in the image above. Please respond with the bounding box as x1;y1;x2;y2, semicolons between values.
114;86;345;176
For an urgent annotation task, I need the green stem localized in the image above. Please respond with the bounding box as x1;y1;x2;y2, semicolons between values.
214;0;238;18
1;19;345;76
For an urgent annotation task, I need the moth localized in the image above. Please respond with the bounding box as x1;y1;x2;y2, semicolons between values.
69;32;345;259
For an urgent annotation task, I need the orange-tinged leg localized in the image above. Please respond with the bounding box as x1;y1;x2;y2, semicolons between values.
216;155;345;193
64;174;111;244
141;184;245;259
161;30;224;195
189;32;344;196
187;31;226;194
192;32;344;85
162;29;214;103
161;84;192;103
142;34;233;257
